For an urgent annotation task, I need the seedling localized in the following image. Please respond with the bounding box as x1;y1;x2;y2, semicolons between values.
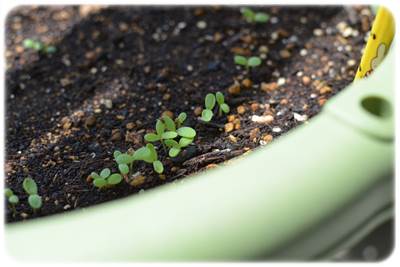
23;38;56;54
175;112;187;128
5;188;19;214
241;7;270;23
164;127;196;157
201;92;230;122
234;55;262;70
22;177;42;211
120;144;164;174
144;115;178;146
145;114;196;158
90;168;123;189
215;92;230;116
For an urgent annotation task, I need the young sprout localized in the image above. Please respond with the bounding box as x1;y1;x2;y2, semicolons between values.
201;93;216;122
22;178;42;211
234;55;262;70
91;168;123;189
144;115;178;146
5;188;19;214
215;92;230;116
23;38;56;54
143;143;164;174
175;112;187;128
201;92;230;122
241;7;270;23
144;113;196;159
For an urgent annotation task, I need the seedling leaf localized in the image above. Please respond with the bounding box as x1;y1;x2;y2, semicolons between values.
93;178;107;188
205;93;216;110
45;45;57;53
163;115;176;131
146;143;158;162
162;131;178;140
153;160;164;174
133;147;151;161
113;150;122;159
5;188;13;198
169;147;181;157
90;172;101;180
144;133;160;142
241;7;255;22
177;112;187;124
108;173;123;185
28;194;42;209
164;139;179;148
248;57;262;67
100;168;111;179
234;55;248;66
216;92;224;105
177;127;196;138
156;119;165;135
118;164;129;175
179;137;193;147
9;195;19;204
254;13;269;23
221;103;230;113
23;178;38;195
201;109;213;122
23;38;35;48
116;153;134;164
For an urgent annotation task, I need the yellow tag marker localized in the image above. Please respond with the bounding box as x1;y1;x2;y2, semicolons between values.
354;6;395;80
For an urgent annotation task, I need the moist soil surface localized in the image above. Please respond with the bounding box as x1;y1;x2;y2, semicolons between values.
5;6;372;222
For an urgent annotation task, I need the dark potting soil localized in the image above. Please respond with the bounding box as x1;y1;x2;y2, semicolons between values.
5;6;373;222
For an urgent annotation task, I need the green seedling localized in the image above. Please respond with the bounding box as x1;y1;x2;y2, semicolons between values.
144;116;178;145
175;112;187;128
22;177;42;211
5;188;19;214
234;55;262;70
113;144;164;177
164;127;196;157
201;93;216;122
201;92;230;122
23;38;56;54
145;114;196;158
241;7;270;23
91;168;123;189
215;92;230;116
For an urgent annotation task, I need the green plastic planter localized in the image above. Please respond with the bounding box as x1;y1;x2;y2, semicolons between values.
5;41;394;261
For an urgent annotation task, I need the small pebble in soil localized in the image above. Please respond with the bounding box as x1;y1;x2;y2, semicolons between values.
224;122;234;133
237;105;246;114
228;82;241;95
313;28;324;36
261;82;278;92
300;49;308;56
251;115;274;124
194;106;202;116
302;76;311;85
196;21;207;29
228;134;237;143
277;78;286;86
241;78;252;88
272;127;282;133
84;115;96;127
293;112;308;122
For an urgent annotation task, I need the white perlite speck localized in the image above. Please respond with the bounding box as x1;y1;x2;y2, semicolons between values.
277;77;286;86
272;127;282;133
197;21;207;29
293;112;308;122
251;115;274;124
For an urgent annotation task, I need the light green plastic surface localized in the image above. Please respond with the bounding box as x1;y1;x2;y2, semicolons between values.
5;41;394;262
